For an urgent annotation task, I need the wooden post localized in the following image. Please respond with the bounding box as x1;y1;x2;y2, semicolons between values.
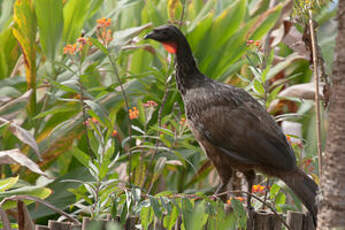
303;213;315;230
81;217;91;230
35;225;50;230
287;211;316;230
48;220;71;230
253;210;282;230
70;224;82;230
287;211;304;229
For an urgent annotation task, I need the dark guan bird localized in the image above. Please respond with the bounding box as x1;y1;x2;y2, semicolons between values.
145;25;318;225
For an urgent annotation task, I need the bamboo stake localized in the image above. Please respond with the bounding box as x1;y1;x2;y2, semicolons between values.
308;9;322;177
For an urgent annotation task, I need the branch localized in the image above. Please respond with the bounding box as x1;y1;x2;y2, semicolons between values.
211;190;291;230
0;195;80;224
308;9;323;177
107;54;133;185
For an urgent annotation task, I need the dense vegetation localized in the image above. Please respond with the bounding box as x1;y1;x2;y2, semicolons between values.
0;0;337;229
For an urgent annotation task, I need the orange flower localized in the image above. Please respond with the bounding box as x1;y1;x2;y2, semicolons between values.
179;117;186;125
227;196;245;205
91;117;99;124
129;107;139;120
286;135;292;144
63;43;77;55
96;18;113;46
77;37;87;45
111;130;118;137
255;41;260;47
143;100;158;107
96;17;111;28
252;184;266;193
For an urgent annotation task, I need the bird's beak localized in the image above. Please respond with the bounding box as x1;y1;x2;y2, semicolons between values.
144;32;154;40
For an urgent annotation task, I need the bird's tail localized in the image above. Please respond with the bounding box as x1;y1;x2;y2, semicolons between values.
280;168;318;226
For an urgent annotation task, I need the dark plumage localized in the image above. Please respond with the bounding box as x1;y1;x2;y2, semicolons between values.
145;25;318;225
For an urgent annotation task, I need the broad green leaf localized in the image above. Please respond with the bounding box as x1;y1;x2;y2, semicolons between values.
0;89;31;116
187;12;213;56
0;28;20;79
63;0;91;43
266;53;304;80
34;105;76;119
0;176;19;192
140;206;153;230
167;0;182;21
0;149;46;177
12;0;37;115
249;3;282;40
275;192;286;211
0;0;15;30
35;0;63;60
189;201;208;230
269;183;281;199
0;187;52;209
188;0;215;31
0;117;40;158
209;0;246;52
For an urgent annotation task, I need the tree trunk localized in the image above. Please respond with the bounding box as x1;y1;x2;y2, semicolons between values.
317;1;345;228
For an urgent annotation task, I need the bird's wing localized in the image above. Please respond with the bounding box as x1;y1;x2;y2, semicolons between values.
195;100;296;171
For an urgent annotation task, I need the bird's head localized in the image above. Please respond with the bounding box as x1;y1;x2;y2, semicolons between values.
144;25;183;54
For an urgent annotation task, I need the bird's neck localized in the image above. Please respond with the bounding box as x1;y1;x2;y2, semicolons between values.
175;39;201;94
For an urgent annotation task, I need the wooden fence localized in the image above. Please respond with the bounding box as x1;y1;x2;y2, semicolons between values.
34;211;315;230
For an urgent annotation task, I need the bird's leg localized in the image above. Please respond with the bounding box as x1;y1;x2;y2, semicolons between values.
214;182;226;195
214;167;233;202
244;170;256;230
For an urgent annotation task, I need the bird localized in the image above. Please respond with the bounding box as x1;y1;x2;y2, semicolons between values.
144;24;318;226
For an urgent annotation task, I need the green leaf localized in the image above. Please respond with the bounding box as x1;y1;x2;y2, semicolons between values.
85;99;112;128
0;176;19;192
1;187;52;210
35;0;63;60
140;206;153;230
269;183;280;199
150;197;162;218
90;37;108;54
266;53;304;80
111;23;152;47
275;192;286;212
12;0;37;115
0;28;20;79
249;3;282;40
63;0;91;43
209;0;246;52
163;204;178;230
71;147;90;168
253;79;265;95
189;201;209;230
181;198;193;229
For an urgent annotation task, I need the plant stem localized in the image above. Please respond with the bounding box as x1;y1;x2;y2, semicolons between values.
107;54;133;185
308;9;322;177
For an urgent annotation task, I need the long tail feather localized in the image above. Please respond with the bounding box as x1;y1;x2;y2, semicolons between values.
280;168;318;226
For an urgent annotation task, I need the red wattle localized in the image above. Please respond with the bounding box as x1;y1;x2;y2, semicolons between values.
162;42;177;54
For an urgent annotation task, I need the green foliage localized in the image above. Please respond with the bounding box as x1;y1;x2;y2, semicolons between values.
35;0;63;60
0;0;336;228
